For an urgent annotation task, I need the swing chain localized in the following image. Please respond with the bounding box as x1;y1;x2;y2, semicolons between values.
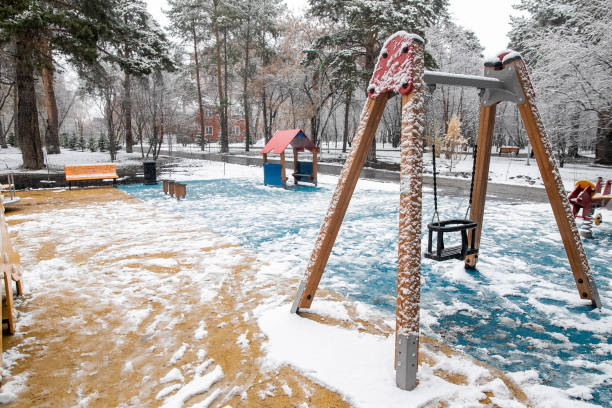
465;144;478;220
432;142;440;224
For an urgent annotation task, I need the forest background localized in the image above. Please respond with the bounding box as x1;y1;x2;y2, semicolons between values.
0;0;610;169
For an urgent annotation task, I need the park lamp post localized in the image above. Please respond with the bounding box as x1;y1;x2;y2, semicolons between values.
303;48;328;146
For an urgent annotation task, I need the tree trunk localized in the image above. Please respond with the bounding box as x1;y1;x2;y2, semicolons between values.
310;116;317;147
106;96;116;161
342;89;351;153
262;88;271;142
15;34;44;169
243;10;251;152
13;78;18;146
0;114;12;148
595;111;612;165
221;26;229;152
365;32;377;162
123;70;133;153
213;0;228;153
40;39;60;154
192;25;206;150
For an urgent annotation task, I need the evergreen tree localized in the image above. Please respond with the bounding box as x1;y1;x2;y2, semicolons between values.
78;133;86;151
0;0;173;168
166;0;211;151
68;134;78;150
88;135;96;152
60;132;69;148
98;134;107;152
307;0;448;161
7;132;16;147
0;0;117;168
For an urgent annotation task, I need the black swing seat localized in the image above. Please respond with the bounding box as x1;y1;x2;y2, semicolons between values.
425;219;479;261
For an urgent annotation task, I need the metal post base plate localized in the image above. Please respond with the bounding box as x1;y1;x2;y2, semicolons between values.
396;333;418;390
290;279;307;314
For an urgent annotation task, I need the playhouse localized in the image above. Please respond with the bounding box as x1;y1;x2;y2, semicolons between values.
260;129;318;188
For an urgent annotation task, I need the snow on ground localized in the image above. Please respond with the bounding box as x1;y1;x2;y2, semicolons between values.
3;186;536;407
122;158;611;407
2;142;610;191
165;140;612;190
2;147;611;406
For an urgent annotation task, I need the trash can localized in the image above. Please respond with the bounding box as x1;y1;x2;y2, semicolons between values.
143;161;157;185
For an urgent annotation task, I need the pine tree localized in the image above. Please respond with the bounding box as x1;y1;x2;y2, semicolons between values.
7;132;15;147
60;133;69;148
88;135;97;152
0;0;173;168
78;133;86;151
68;134;78;150
167;0;211;152
98;134;107;152
307;0;448;161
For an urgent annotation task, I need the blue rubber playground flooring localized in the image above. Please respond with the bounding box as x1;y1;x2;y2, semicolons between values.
122;176;611;405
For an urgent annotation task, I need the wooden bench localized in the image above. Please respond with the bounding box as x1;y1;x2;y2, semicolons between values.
65;164;118;190
499;147;520;157
1;196;24;366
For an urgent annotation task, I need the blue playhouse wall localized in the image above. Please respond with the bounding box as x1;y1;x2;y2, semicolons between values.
263;163;284;187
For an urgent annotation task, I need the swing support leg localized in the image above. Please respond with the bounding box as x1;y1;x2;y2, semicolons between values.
291;95;389;312
396;80;425;389
464;104;496;269
507;59;601;308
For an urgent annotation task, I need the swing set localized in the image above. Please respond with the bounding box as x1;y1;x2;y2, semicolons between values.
290;31;602;391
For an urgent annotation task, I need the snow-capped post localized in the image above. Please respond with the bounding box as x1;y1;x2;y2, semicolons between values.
291;31;427;390
500;52;601;308
389;34;425;391
463;104;496;270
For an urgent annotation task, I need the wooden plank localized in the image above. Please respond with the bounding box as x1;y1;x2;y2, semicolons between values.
296;94;389;309
397;92;424;337
509;60;601;308
396;88;425;390
280;152;287;189
293;148;299;174
312;150;318;186
65;164;118;181
464;104;496;269
3;270;15;335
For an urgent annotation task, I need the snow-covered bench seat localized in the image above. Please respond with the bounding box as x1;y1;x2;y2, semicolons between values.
65;164;118;189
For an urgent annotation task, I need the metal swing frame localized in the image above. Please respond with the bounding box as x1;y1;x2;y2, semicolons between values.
289;31;601;392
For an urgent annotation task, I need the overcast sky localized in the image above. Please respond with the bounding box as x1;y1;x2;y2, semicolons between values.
146;0;523;57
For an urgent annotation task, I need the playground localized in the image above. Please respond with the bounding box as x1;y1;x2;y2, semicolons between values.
0;26;610;407
0;155;609;407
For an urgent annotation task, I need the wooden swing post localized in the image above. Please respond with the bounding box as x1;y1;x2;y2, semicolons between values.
508;57;601;307
395;52;426;390
464;104;496;269
292;32;426;390
291;95;389;310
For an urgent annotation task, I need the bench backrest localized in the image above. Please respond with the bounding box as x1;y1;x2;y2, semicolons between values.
65;164;117;178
